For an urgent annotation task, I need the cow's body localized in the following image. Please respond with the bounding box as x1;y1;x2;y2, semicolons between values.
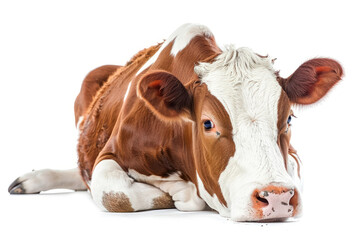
76;24;223;212
77;26;219;185
9;24;343;221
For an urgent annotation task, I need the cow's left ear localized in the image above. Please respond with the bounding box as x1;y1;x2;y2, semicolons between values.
137;70;192;120
278;58;343;105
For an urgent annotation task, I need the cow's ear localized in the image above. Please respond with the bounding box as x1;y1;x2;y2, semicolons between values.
137;70;192;120
279;58;343;105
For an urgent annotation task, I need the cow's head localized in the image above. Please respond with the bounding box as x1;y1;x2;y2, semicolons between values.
137;46;343;221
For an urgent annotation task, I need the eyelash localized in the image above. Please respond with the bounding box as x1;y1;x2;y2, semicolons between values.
287;115;292;125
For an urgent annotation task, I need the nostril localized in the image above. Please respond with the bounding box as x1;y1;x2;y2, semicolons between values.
289;189;299;214
255;193;269;206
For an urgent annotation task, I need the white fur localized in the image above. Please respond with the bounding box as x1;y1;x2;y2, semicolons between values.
12;168;86;193
76;116;84;139
123;80;132;103
169;23;213;56
91;160;169;211
196;172;229;217
287;152;304;192
89;26;303;220
128;169;205;211
76;116;84;130
10;116;87;194
195;46;302;220
136;23;213;76
91;160;131;211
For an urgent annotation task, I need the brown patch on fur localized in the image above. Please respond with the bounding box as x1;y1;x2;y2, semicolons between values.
125;42;164;66
150;36;220;85
77;43;162;185
77;32;222;190
192;84;235;207
86;43;163;119
102;192;134;212
152;194;175;209
277;91;291;135
277;90;302;179
277;90;291;170
76;30;231;213
74;65;120;125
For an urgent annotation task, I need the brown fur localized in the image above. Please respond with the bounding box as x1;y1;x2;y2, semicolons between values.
102;192;134;212
74;65;120;125
137;70;192;120
288;145;302;178
75;33;231;210
276;58;343;178
152;194;175;209
191;83;235;206
75;30;341;215
77;43;162;185
277;90;292;171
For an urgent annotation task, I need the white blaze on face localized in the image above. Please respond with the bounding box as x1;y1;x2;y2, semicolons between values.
195;46;295;220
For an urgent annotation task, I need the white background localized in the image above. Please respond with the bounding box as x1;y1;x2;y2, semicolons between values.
1;0;359;239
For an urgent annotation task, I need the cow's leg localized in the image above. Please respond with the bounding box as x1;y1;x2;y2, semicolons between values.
8;168;87;194
91;160;174;212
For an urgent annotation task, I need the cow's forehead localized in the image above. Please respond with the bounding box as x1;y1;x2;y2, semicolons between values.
195;46;283;137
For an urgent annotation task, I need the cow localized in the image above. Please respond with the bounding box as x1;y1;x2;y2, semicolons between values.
8;23;343;221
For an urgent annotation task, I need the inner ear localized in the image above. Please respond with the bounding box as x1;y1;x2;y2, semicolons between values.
137;70;192;119
279;58;343;105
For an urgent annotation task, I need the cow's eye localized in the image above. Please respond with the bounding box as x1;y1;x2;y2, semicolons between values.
203;120;214;130
287;115;292;124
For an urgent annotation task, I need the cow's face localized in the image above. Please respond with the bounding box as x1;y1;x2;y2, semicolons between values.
137;46;342;221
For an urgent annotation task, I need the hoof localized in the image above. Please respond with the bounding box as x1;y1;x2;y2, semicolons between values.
8;178;26;194
8;177;40;194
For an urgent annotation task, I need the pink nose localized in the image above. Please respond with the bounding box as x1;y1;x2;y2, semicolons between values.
252;186;298;220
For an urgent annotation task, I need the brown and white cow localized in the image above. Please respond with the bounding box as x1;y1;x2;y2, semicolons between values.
8;24;343;221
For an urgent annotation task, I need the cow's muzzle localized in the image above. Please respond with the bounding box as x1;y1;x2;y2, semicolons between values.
252;185;299;221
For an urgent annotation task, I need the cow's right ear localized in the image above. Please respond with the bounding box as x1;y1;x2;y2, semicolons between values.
137;70;192;120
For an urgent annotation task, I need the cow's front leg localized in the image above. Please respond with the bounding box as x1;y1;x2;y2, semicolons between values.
159;181;206;211
91;160;174;212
